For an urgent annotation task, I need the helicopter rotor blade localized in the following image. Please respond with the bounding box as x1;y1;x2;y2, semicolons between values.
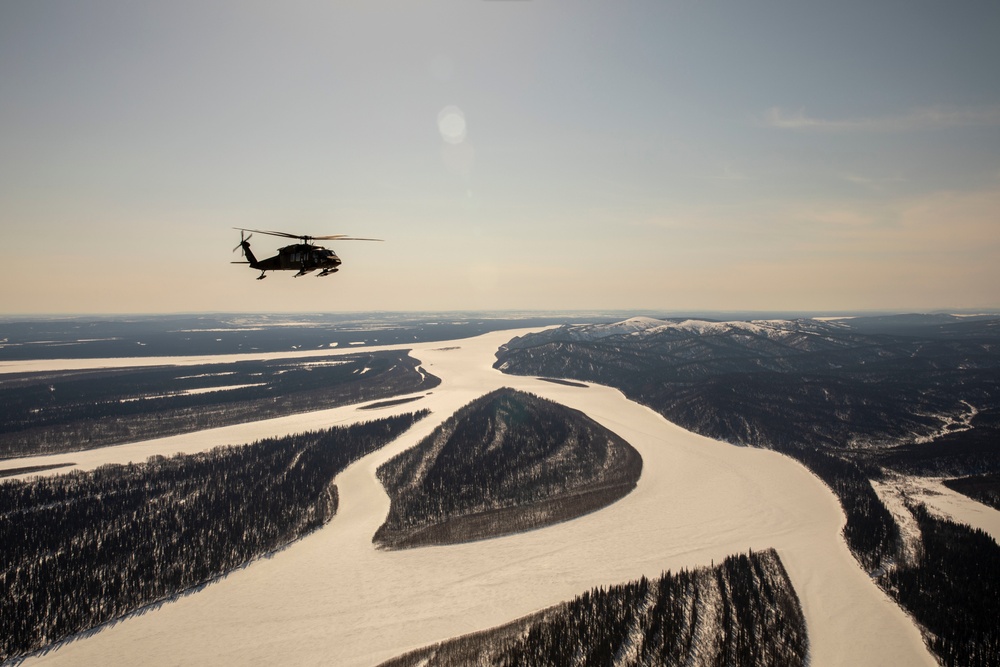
308;235;383;242
234;228;302;240
232;228;382;242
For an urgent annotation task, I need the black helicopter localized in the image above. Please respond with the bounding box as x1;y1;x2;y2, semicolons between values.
232;228;382;279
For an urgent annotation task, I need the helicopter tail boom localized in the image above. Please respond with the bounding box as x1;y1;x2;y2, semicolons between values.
241;242;259;267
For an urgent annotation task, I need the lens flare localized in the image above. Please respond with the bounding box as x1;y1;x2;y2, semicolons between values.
437;105;467;144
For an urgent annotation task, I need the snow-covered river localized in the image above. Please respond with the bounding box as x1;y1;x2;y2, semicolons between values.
6;329;938;666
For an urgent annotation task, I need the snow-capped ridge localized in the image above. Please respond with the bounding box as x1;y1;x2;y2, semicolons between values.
569;317;806;341
567;317;670;340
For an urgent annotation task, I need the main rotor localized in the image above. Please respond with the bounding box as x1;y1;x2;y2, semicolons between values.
233;228;382;244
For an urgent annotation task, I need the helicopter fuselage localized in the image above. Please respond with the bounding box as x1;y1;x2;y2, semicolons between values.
267;243;341;272
239;240;341;279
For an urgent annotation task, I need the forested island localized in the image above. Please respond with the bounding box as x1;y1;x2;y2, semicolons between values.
0;412;426;662
375;388;641;549
0;350;438;459
494;314;1000;665
380;549;807;667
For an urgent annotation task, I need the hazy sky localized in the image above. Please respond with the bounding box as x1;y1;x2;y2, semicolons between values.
1;1;998;314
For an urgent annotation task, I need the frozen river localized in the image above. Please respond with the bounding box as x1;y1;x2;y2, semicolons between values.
7;329;936;666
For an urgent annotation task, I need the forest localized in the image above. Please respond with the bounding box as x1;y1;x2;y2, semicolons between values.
0;350;438;459
878;505;1000;667
0;411;426;662
494;315;1000;662
375;388;642;549
380;549;807;667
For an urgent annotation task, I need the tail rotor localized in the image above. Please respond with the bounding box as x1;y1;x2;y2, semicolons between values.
232;230;253;258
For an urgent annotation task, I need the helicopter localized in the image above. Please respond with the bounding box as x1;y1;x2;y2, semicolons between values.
232;228;382;280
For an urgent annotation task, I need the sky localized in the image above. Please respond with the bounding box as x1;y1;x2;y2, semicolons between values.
1;1;998;315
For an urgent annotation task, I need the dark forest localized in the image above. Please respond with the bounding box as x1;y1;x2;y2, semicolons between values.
0;411;426;662
878;505;1000;667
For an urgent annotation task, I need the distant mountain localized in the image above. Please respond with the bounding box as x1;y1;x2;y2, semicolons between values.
497;315;1000;458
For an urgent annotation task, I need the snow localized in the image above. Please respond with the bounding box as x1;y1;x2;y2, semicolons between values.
616;316;668;329
174;328;267;332
564;317;807;341
296;360;350;369
0;345;416;375
578;317;809;340
910;400;977;444
573;317;668;339
870;477;924;568
6;330;937;667
117;383;268;402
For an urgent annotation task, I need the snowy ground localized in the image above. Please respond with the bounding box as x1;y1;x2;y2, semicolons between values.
874;474;1000;547
911;478;1000;541
5;329;939;666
